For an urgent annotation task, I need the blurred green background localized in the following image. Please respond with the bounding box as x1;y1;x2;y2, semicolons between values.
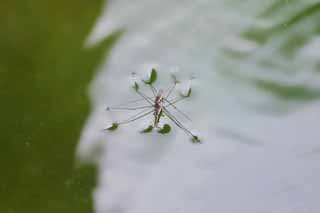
0;1;118;212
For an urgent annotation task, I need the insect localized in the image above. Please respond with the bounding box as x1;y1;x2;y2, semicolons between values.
104;69;201;143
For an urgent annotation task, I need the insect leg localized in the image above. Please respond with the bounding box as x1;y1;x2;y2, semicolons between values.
163;97;192;122
117;110;154;125
162;107;196;138
148;84;158;97
165;81;178;99
135;90;154;105
164;73;180;99
103;109;154;131
166;96;187;107
125;108;154;121
107;98;146;108
106;105;152;111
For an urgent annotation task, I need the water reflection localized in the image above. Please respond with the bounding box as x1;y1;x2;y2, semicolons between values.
79;1;320;212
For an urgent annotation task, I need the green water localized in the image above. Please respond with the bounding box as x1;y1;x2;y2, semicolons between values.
0;1;118;212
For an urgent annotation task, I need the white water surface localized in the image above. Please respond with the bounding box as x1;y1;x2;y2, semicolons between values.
78;1;320;212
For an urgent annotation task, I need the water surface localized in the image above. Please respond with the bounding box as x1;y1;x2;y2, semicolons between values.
79;1;320;212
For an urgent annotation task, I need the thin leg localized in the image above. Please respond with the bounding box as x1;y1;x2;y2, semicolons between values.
125;108;154;121
135;90;154;105
148;84;158;97
162;107;196;138
104;109;154;129
165;73;180;99
168;96;186;105
107;98;146;109
165;82;177;99
106;105;152;111
162;97;192;122
162;107;189;133
118;110;154;125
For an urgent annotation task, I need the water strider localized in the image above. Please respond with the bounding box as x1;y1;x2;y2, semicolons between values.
104;69;200;143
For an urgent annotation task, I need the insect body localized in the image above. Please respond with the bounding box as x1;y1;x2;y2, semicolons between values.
153;90;164;128
105;69;200;143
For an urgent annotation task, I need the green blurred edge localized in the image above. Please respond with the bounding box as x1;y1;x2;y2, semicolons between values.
0;1;122;212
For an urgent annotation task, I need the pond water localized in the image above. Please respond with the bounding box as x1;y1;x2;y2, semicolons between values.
78;1;320;212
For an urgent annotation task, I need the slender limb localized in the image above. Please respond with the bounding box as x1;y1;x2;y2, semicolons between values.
162;107;189;132
135;90;154;105
103;109;154;130
164;107;195;137
129;107;153;118
119;108;154;125
168;76;194;99
107;98;146;109
162;97;192;122
167;96;186;106
148;84;158;97
118;110;154;125
106;105;152;111
165;82;177;99
106;90;154;111
165;73;180;99
162;107;197;139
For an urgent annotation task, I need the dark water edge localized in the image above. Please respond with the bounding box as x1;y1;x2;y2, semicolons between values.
0;1;118;212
